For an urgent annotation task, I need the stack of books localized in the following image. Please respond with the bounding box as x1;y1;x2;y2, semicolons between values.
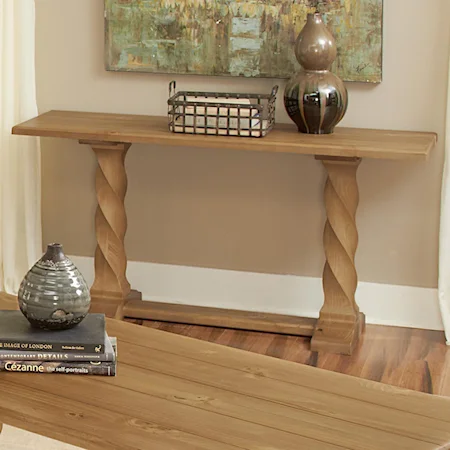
0;311;116;376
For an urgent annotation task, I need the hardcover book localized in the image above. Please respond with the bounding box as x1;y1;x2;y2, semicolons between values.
0;311;105;353
0;337;118;376
0;359;116;376
0;333;115;361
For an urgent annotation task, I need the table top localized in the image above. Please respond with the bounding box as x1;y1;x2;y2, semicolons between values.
0;303;449;449
12;110;437;160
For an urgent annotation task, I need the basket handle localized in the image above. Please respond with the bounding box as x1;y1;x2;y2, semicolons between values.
270;85;279;99
169;80;177;97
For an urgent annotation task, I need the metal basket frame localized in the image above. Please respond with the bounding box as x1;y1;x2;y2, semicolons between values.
168;81;278;138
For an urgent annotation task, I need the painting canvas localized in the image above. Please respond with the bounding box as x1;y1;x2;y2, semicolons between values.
105;0;383;83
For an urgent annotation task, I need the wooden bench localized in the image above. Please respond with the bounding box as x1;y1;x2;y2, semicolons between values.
0;296;450;449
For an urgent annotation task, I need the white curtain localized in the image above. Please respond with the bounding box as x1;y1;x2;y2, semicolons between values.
0;0;42;294
439;49;450;345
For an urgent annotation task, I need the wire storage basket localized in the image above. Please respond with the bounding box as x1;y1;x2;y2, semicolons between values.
168;81;278;138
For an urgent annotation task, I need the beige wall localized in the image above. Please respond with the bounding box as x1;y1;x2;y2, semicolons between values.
37;0;450;289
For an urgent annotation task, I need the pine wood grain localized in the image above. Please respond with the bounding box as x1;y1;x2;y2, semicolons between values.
4;365;439;450
1;293;450;449
0;293;18;311
124;299;317;335
13;110;436;160
79;140;133;319
311;157;364;354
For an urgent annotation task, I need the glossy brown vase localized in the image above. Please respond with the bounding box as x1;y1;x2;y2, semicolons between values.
284;13;348;134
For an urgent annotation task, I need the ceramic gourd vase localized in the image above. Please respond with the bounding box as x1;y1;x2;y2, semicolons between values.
284;13;348;134
18;243;91;330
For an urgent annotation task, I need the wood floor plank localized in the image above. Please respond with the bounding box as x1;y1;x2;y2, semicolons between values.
423;334;450;396
441;352;450;397
107;320;450;423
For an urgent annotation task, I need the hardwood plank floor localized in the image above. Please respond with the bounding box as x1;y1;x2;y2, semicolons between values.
124;318;450;396
1;292;448;396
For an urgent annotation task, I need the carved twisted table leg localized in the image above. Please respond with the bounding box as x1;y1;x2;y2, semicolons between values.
80;140;140;319
311;156;365;355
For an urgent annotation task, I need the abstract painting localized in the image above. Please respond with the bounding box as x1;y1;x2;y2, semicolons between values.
105;0;383;82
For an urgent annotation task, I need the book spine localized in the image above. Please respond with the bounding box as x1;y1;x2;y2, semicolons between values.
0;360;116;376
0;351;114;362
0;341;104;354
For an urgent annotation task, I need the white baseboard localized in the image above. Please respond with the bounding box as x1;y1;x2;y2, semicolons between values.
70;256;444;332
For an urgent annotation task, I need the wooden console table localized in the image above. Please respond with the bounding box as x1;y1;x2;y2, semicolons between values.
13;110;437;355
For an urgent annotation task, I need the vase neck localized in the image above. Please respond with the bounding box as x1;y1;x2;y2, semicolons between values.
307;13;324;25
295;12;337;71
42;243;66;263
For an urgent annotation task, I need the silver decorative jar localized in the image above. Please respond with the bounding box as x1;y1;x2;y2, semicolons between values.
18;243;91;330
